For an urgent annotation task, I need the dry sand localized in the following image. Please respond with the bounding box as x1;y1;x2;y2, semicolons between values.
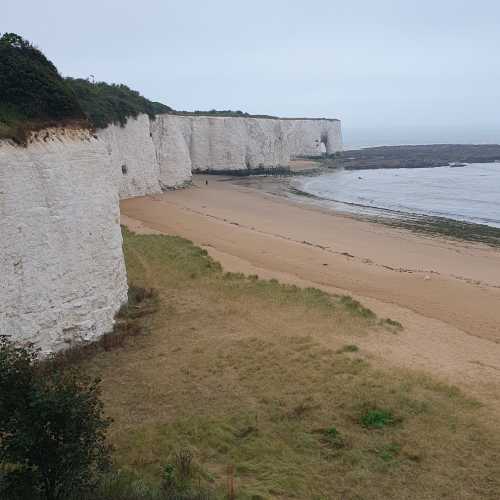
121;174;500;409
288;159;321;171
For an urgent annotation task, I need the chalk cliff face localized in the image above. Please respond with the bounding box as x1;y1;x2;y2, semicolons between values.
284;119;343;158
98;114;162;198
96;114;194;196
100;114;342;198
0;130;128;353
150;114;194;188
151;114;341;174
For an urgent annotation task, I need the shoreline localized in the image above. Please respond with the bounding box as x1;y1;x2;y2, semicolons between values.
290;185;500;247
231;168;500;247
120;174;500;409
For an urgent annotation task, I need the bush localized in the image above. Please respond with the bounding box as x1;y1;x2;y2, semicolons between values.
360;408;397;429
0;32;173;142
0;336;111;500
160;449;213;499
65;78;172;129
0;32;86;142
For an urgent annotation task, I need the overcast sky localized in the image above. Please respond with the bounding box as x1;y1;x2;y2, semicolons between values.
4;0;500;145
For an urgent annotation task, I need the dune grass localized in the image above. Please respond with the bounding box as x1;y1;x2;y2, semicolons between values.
81;228;500;499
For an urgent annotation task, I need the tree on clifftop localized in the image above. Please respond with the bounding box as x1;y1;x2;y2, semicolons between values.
0;32;85;125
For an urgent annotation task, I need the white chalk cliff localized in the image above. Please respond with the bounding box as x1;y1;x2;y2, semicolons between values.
0;129;128;353
1;113;342;352
100;114;342;198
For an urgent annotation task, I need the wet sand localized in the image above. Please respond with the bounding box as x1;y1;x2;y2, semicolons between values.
121;174;500;408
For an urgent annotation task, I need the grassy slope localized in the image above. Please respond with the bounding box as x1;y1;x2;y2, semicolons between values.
84;229;500;499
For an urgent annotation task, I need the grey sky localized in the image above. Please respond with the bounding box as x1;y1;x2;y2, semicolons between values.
4;0;500;145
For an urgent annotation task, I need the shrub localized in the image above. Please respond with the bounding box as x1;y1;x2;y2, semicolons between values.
360;408;397;429
65;78;172;129
0;336;111;500
160;449;213;499
0;32;172;142
0;32;86;142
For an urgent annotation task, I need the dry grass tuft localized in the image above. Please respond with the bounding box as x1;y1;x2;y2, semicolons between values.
41;285;157;372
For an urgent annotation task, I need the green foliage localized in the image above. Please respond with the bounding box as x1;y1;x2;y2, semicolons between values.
0;31;321;144
324;426;339;438
72;471;163;500
160;449;213;498
65;78;172;129
380;317;403;332
176;109;278;119
360;408;397;429
0;32;172;141
376;442;401;462
0;336;111;500
70;469;213;500
336;344;359;353
0;32;85;139
320;427;345;449
338;295;376;319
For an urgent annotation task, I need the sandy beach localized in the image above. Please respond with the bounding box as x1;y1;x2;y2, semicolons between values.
121;174;500;408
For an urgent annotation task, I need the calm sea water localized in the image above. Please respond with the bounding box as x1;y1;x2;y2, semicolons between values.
293;163;500;228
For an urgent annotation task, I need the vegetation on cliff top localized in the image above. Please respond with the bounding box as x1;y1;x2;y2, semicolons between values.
0;32;335;144
173;109;278;119
0;32;271;144
0;33;172;142
1;32;332;145
0;33;86;143
65;78;172;129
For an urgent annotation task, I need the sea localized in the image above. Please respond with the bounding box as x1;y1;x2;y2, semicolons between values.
292;162;500;229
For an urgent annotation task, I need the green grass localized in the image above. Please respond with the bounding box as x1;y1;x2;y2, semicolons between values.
360;409;398;429
120;228;375;320
338;295;376;319
336;344;360;353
